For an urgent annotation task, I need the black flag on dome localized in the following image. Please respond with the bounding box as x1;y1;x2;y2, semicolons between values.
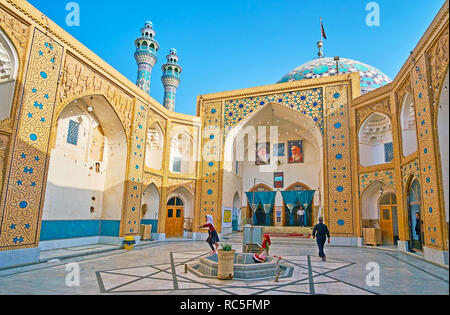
321;18;327;40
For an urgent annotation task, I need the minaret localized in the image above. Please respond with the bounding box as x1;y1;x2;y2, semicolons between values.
134;21;159;95
161;48;182;111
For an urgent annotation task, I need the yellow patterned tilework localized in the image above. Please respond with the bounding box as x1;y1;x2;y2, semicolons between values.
411;55;443;249
360;169;396;193
324;85;354;236
120;101;149;236
0;29;63;250
223;88;323;139
401;159;420;187
198;102;223;227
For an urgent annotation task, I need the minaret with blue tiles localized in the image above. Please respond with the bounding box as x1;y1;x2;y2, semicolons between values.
134;21;159;95
161;48;182;111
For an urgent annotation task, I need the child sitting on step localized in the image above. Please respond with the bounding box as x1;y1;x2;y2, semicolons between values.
253;234;271;263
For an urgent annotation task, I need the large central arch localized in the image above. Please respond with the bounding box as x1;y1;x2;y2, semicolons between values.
40;94;128;249
222;102;324;228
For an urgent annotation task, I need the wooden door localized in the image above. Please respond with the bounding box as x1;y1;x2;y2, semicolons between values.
380;206;394;245
165;198;184;238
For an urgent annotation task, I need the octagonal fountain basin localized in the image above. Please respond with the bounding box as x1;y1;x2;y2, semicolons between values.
188;253;294;281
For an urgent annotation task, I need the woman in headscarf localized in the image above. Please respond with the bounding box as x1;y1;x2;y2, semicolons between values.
199;215;220;255
253;234;271;263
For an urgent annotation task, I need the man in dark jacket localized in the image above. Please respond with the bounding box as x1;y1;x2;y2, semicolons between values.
312;217;331;261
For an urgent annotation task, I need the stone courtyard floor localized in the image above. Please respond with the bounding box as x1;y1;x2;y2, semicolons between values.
0;235;448;295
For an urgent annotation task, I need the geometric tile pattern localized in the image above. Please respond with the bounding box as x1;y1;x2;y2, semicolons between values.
0;29;63;250
198;102;224;228
359;169;396;193
96;250;375;295
411;55;443;249
120;101;149;237
401;159;420;188
223;88;324;139
324;84;354;235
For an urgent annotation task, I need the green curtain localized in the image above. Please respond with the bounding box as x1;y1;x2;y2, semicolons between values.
246;192;260;225
259;192;277;226
297;191;316;226
281;191;299;226
281;191;316;226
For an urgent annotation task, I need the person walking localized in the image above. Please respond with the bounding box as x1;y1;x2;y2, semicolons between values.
312;217;331;261
199;215;220;255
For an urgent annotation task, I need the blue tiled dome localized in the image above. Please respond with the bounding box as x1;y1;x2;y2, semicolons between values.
278;57;392;94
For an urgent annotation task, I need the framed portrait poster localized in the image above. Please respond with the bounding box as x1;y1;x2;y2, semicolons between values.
288;140;304;164
273;143;285;157
256;143;270;165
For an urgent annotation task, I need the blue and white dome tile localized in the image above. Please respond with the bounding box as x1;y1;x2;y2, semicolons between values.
278;57;392;94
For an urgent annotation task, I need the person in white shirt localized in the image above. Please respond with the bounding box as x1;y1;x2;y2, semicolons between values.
297;206;306;227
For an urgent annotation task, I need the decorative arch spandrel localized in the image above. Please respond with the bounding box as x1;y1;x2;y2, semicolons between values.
56;53;134;137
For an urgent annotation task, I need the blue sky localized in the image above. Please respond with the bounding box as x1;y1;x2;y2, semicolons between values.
28;0;446;116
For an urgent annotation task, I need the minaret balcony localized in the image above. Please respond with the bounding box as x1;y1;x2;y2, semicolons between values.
161;74;180;86
134;51;158;65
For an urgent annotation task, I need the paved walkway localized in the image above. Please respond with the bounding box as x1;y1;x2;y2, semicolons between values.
0;237;448;295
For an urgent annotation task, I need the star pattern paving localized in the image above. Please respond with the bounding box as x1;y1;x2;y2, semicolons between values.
96;250;376;295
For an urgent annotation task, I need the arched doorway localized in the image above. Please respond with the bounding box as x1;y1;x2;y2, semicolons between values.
247;184;273;227
41;95;128;246
361;181;398;245
166;186;194;238
407;178;423;251
379;193;399;245
284;182;315;227
165;196;184;238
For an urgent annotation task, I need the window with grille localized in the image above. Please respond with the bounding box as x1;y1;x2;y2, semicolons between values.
172;156;182;173
67;120;80;146
384;142;394;163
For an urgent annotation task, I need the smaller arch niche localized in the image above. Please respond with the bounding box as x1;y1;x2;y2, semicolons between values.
169;132;195;174
141;183;160;225
359;113;394;167
400;93;418;157
0;29;19;122
233;192;241;210
145;123;164;170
